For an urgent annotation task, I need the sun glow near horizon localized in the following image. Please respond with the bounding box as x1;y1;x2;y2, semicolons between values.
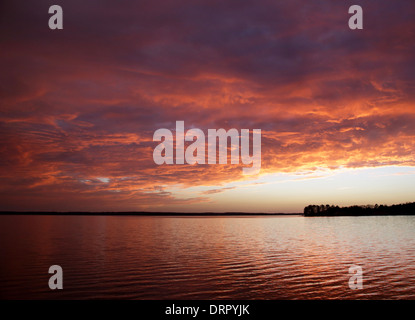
155;165;415;213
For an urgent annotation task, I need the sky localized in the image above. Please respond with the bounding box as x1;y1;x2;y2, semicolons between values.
0;0;414;212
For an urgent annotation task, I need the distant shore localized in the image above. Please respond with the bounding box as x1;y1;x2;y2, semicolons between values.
304;202;415;217
1;202;414;216
1;210;415;217
0;211;300;216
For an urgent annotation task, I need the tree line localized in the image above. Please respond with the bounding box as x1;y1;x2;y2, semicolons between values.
303;202;415;216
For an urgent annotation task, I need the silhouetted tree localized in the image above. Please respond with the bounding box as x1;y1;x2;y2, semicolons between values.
303;202;415;216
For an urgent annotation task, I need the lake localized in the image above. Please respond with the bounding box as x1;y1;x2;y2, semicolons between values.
1;215;414;299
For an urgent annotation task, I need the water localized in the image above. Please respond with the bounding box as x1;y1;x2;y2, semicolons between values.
1;215;415;299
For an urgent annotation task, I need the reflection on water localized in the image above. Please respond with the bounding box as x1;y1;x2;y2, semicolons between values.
1;215;414;299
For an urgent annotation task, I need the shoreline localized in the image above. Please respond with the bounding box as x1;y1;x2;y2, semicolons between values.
0;211;300;216
1;212;414;217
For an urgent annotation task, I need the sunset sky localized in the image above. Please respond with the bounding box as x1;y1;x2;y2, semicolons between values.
1;0;414;212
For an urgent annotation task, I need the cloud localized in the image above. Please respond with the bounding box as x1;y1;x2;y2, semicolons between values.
200;187;236;195
0;0;414;211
